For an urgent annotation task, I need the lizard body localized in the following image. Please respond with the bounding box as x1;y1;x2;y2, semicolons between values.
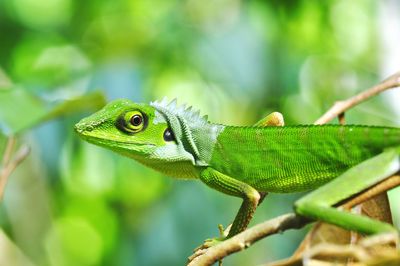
75;98;400;240
210;125;400;192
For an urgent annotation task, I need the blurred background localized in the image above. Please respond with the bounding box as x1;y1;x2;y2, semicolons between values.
0;0;400;265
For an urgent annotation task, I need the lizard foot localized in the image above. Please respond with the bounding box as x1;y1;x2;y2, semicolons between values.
188;224;231;264
193;224;229;251
188;237;224;264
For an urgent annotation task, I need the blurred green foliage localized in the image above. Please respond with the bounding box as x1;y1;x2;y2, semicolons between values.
0;0;400;265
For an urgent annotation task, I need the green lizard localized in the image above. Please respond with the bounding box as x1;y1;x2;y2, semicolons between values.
74;98;400;244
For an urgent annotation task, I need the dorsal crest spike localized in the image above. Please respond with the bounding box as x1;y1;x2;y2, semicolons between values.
177;104;187;113
161;97;169;105
150;98;209;126
168;98;178;108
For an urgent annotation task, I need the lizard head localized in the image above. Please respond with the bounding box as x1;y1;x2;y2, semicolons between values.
74;98;218;175
74;99;176;159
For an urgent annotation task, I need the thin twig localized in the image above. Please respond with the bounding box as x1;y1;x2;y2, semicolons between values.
187;214;307;266
303;242;371;263
0;139;30;199
342;175;400;210
314;71;400;124
1;136;16;167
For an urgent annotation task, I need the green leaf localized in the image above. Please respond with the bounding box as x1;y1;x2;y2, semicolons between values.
0;229;35;266
0;88;106;135
44;91;106;121
0;88;47;134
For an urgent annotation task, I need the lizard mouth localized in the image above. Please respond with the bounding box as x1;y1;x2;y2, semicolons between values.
77;133;155;147
74;126;155;147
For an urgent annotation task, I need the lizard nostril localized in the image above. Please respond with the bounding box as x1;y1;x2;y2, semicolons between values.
74;122;92;134
74;124;81;133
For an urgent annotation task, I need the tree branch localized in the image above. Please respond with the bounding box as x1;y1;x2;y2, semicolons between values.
187;214;307;266
314;71;400;125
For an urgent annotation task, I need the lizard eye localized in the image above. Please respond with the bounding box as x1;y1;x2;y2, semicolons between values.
117;110;147;134
130;114;142;126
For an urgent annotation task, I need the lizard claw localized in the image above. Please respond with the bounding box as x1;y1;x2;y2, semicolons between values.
188;237;224;263
218;223;231;238
194;223;230;251
188;224;231;263
193;236;225;253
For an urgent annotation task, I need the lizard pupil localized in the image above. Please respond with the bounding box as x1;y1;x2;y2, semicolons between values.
131;115;142;126
163;128;175;142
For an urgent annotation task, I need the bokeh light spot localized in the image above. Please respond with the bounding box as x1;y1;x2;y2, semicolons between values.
10;0;71;29
45;216;103;266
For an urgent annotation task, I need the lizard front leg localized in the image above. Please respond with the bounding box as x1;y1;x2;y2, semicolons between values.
200;167;260;238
